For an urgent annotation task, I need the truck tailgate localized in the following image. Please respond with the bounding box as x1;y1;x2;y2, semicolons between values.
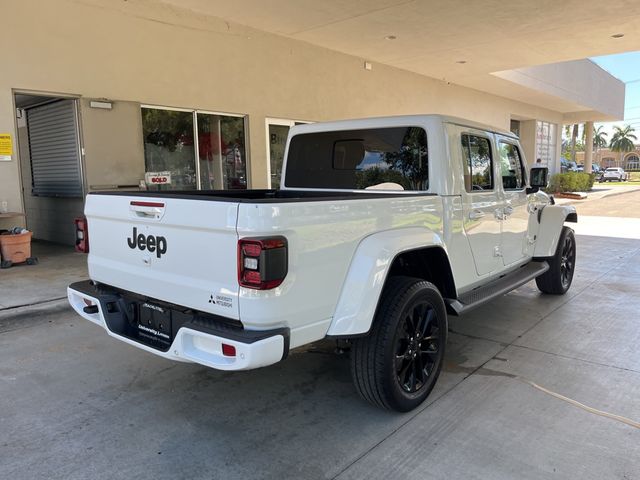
85;194;240;319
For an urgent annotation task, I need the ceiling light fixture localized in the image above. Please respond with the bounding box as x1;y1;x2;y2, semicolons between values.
384;35;397;40
611;33;624;38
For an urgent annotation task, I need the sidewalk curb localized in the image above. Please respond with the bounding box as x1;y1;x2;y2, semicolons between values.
597;187;640;200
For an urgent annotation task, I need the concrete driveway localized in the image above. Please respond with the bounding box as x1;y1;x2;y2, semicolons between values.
1;197;639;479
0;241;87;310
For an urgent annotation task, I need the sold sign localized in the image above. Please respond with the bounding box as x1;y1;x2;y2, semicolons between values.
145;171;172;186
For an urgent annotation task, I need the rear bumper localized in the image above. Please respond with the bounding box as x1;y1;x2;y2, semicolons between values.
67;280;289;371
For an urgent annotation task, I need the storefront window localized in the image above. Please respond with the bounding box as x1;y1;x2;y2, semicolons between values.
142;107;247;191
141;109;196;190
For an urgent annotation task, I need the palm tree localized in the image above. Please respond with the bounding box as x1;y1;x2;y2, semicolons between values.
592;125;608;165
609;125;637;166
570;124;579;163
593;125;608;150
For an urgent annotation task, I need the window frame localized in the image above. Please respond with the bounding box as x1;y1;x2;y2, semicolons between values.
497;140;527;191
141;104;249;190
625;154;639;170
461;132;495;193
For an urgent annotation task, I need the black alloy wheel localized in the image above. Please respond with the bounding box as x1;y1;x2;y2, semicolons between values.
559;233;575;290
536;226;576;295
394;302;441;393
351;276;447;412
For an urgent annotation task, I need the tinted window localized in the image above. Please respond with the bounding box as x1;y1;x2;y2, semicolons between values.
498;142;525;190
461;134;493;192
285;127;428;190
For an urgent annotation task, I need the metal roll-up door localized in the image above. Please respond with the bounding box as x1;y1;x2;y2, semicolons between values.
27;99;83;197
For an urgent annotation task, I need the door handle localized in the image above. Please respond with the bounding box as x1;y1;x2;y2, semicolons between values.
503;205;514;216
494;208;506;220
469;210;485;220
129;201;165;220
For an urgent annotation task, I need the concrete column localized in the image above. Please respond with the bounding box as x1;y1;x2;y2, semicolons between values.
584;121;594;173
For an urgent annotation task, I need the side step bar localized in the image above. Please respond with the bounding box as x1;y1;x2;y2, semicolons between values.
446;261;549;315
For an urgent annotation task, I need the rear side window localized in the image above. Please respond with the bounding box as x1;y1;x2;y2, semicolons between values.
285;127;428;191
461;134;493;192
498;142;525;190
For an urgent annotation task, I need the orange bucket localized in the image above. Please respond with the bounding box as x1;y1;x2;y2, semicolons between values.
0;231;32;264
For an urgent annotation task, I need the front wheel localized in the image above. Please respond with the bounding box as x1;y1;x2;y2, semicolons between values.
536;226;576;295
350;277;447;412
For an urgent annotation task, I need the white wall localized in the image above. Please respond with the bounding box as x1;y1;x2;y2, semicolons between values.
0;0;570;222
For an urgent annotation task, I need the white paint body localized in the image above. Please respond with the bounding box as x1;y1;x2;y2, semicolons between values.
69;115;576;370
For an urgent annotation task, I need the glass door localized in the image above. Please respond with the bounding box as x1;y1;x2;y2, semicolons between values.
197;113;247;190
266;118;310;189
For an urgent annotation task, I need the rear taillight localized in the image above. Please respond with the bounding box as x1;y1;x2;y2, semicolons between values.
238;236;288;290
74;216;89;253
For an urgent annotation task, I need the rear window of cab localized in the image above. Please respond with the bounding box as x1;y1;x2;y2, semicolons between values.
284;127;428;191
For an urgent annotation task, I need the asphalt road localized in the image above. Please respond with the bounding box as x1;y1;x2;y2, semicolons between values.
570;188;640;218
1;229;639;479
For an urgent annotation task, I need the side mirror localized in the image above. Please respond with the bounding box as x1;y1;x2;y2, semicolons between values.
527;167;548;193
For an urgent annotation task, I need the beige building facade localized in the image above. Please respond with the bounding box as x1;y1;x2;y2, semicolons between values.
0;0;635;244
576;148;640;170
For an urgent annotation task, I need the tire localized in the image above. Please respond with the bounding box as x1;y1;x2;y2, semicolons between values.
535;226;576;295
350;276;447;412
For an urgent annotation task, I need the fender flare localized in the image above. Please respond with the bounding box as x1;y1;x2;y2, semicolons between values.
327;227;446;337
533;204;577;258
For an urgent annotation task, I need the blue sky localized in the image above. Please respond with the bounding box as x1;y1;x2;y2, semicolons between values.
590;51;640;134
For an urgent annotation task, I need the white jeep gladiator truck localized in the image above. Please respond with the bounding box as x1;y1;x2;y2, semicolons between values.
68;115;577;412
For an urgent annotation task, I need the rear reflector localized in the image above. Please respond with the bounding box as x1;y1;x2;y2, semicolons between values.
222;343;236;357
238;236;288;290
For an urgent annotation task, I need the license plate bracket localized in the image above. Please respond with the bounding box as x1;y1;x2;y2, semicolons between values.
136;302;173;347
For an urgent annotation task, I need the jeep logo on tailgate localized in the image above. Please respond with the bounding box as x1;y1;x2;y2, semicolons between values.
127;227;167;258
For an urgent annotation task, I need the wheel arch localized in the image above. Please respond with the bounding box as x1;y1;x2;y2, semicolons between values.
533;205;577;258
386;247;456;299
327;227;456;337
